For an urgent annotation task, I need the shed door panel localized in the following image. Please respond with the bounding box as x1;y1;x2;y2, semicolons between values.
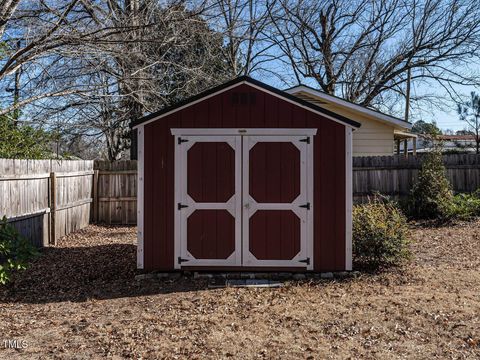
243;136;312;269
177;136;242;267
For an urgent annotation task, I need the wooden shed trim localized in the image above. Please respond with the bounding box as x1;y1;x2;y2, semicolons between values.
345;127;353;270
137;124;145;269
171;128;318;136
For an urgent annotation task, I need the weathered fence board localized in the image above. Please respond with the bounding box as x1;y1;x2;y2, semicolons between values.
0;159;94;246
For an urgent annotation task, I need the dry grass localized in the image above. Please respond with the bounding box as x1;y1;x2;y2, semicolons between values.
0;222;479;359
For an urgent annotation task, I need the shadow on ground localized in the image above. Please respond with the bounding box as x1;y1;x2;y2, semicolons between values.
0;244;210;304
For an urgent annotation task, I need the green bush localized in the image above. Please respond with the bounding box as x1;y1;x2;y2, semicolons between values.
409;150;453;220
0;216;39;284
449;191;480;220
353;198;410;270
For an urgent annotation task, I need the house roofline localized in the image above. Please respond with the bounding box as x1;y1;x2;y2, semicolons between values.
285;84;412;130
130;76;361;129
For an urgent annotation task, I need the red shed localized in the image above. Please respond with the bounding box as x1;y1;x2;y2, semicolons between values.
131;76;360;272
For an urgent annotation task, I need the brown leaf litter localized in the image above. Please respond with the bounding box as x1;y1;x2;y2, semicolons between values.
0;222;479;359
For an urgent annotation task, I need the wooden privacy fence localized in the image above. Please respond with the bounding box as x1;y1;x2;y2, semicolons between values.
92;160;137;224
0;159;137;247
2;154;479;245
91;155;480;215
0;159;94;247
353;153;480;202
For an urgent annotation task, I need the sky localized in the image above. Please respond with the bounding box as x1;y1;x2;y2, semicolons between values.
412;82;478;132
263;61;480;133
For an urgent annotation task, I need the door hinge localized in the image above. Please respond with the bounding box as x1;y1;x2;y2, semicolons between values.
299;202;311;210
178;257;189;264
178;137;188;145
177;203;189;210
299;257;310;265
300;137;310;144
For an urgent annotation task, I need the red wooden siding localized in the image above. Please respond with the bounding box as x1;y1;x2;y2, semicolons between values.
143;84;346;271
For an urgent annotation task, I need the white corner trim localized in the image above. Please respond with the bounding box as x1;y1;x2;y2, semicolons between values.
171;128;317;136
306;135;314;271
137;125;145;269
345;127;353;271
287;85;412;130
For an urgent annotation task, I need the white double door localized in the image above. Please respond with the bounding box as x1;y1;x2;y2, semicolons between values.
173;129;314;270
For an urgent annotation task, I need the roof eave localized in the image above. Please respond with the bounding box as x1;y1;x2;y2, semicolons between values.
286;85;412;130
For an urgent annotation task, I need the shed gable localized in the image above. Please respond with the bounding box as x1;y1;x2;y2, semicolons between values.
131;77;360;129
144;83;349;130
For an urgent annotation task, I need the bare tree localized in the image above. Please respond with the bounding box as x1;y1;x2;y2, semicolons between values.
458;91;480;154
8;0;480;160
1;0;230;160
0;0;89;117
0;0;21;37
72;0;231;159
206;0;278;76
269;0;480;111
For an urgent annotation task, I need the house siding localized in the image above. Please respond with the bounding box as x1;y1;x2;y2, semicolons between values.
294;93;397;156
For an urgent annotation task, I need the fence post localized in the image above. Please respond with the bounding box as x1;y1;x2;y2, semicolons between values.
93;170;99;223
49;172;56;245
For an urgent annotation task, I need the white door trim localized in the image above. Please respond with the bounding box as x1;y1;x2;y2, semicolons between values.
171;128;317;136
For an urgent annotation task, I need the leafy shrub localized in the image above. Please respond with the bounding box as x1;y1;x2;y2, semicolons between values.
409;150;453;220
449;191;480;220
0;216;39;284
353;198;410;270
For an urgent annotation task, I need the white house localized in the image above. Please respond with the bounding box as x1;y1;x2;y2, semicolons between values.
287;85;416;157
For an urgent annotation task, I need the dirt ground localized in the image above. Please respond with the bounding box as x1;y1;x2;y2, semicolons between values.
0;222;479;359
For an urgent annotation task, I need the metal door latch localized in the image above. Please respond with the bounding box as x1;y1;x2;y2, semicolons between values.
299;202;311;210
